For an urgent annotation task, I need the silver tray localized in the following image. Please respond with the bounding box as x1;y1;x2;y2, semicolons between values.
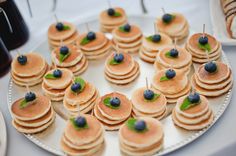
7;15;232;156
0;110;7;156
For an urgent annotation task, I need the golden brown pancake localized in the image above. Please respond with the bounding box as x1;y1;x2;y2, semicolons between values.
48;22;76;40
49;32;79;46
11;95;51;121
97;92;132;120
112;25;142;42
99;7;127;25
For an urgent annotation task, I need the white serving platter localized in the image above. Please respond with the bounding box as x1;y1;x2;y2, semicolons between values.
7;15;232;156
209;0;236;46
0;110;7;156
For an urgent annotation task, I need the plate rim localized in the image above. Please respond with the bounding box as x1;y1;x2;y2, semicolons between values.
0;110;7;156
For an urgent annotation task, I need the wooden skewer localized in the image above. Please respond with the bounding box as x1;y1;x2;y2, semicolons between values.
161;7;166;14
85;23;90;32
77;104;80;117
54;14;59;23
202;24;205;37
205;50;210;62
154;22;158;34
26;84;30;93
16;50;21;56
60;39;64;47
107;0;112;8
116;44;120;54
174;38;177;50
145;77;149;90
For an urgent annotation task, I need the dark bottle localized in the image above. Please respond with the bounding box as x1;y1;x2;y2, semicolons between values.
0;37;12;77
0;0;29;50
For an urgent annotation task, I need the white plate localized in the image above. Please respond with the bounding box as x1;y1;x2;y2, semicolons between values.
0;110;7;156
7;15;233;156
209;0;236;46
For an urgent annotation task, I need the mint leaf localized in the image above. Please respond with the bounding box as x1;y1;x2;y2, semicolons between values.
63;25;70;30
180;98;201;111
109;58;121;65
145;93;160;102
119;26;129;33
160;75;169;82
59;52;70;63
146;36;153;42
126;118;148;133
165;51;176;58
74;77;86;92
70;118;89;130
80;37;90;45
113;11;122;17
198;43;211;52
19;99;28;109
44;74;57;79
103;97;120;109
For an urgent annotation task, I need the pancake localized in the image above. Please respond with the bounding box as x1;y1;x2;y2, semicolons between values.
48;22;77;41
43;68;73;89
97;92;132;120
49;32;79;47
105;52;135;76
112;25;142;42
99;7;127;25
139;51;156;63
42;82;67;97
12;53;46;77
112;43;142;53
131;87;166;114
196;62;231;84
132;107;167;120
152;69;188;94
73;59;89;76
81;40;111;55
161;82;191;99
11;95;51;121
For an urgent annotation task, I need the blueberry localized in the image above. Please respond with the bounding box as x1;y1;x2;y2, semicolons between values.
204;61;217;73
25;92;36;102
17;55;27;65
75;116;87;127
123;24;131;32
165;69;176;79
87;32;96;40
56;22;64;31
53;69;62;78
169;48;179;58
143;89;154;100
198;36;208;45
71;83;81;93
114;53;124;63
107;8;115;16
134;120;146;131
110;97;121;107
188;93;200;103
60;46;69;55
152;34;161;43
162;13;173;24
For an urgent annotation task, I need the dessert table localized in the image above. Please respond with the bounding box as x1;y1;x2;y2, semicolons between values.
1;0;236;155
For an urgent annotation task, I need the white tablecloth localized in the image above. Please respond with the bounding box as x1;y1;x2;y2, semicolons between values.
1;0;236;155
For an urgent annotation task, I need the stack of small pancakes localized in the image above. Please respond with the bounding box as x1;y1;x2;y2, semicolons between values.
51;45;88;76
185;33;222;63
119;117;164;155
93;92;132;131
76;32;112;60
139;33;172;63
63;81;99;115
104;52;140;85
112;25;143;53
42;68;73;101
48;22;79;49
172;95;214;130
99;7;127;32
11;95;55;134
61;115;104;156
131;87;167;120
192;62;233;97
221;0;236;38
152;69;191;104
154;46;192;74
11;53;49;87
156;13;189;41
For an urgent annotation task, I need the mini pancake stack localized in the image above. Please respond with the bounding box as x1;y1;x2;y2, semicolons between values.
42;68;73;101
63;79;99;115
172;95;214;130
61;115;104;156
152;69;191;104
154;45;192;74
99;7;127;32
48;22;79;49
11;53;49;87
11;94;55;134
93;92;132;131
156;13;189;41
131;87;167;120
139;33;172;63
185;33;222;63
104;52;140;85
51;45;88;76
112;24;143;53
76;32;112;60
191;62;233;97
119;117;164;155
